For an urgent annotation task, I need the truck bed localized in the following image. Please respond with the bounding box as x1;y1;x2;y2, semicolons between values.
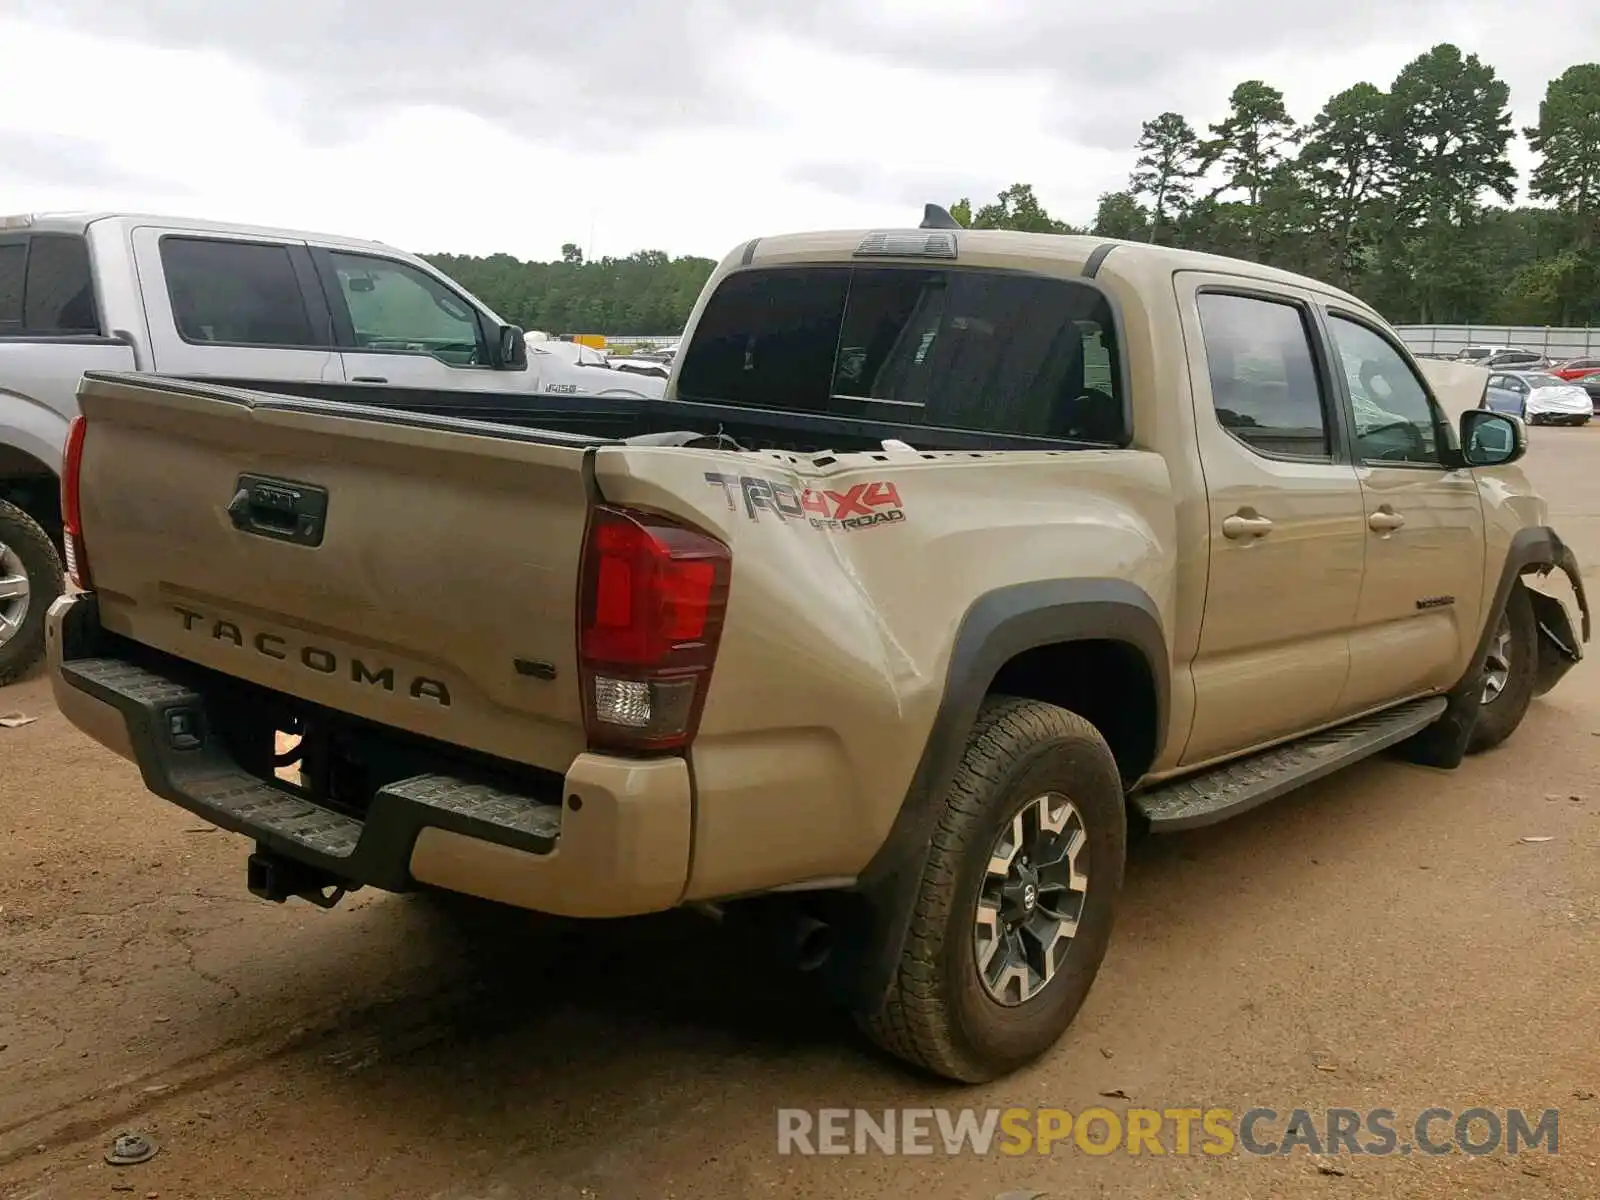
175;374;1100;456
72;367;1090;782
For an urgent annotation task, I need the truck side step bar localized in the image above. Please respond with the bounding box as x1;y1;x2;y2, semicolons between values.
58;654;564;892
1133;696;1450;833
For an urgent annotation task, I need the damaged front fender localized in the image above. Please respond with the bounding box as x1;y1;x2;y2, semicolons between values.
1527;535;1590;698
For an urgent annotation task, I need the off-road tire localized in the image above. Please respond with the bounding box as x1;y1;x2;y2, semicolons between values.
1467;578;1537;755
0;499;63;687
856;696;1126;1083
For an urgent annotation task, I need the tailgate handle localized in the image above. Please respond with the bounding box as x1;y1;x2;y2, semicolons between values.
227;475;329;547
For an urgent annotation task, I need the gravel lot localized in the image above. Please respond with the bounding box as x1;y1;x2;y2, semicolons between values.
4;428;1600;1200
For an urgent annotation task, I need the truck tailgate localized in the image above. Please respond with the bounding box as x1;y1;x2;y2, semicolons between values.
73;373;599;773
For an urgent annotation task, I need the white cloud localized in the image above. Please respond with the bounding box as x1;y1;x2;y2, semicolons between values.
0;6;1593;260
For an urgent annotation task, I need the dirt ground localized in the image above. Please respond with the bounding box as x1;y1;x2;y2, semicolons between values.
5;431;1600;1200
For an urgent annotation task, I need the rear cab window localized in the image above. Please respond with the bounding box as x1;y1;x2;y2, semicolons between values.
674;264;1127;445
0;233;101;337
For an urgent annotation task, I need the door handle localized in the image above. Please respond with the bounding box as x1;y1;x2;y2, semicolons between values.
351;376;388;383
227;474;329;547
1221;512;1274;539
1368;508;1406;532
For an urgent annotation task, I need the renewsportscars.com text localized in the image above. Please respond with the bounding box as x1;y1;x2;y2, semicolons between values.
776;1106;1560;1158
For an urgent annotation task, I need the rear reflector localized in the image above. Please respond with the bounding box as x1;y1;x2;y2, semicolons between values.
61;414;90;589
577;505;731;753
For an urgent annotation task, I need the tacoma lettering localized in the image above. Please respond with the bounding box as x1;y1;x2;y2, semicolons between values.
172;605;451;706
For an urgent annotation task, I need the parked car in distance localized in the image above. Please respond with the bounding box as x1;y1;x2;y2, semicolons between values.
1552;357;1600;382
1453;347;1556;370
607;352;674;379
1484;370;1593;425
1570;370;1600;414
1554;360;1600;413
1486;350;1554;370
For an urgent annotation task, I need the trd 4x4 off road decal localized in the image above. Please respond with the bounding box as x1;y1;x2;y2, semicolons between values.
704;472;906;531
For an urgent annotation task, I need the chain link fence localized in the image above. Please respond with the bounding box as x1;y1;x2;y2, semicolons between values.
1395;325;1600;360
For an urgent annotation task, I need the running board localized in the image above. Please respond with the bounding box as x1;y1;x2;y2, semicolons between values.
1134;696;1449;833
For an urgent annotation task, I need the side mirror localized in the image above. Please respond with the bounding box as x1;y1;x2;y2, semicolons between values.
1461;409;1526;467
495;324;527;370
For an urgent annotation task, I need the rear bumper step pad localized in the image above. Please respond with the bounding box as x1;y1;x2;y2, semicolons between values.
58;655;562;891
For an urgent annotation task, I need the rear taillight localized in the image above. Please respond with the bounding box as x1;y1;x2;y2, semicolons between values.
60;414;90;589
577;504;731;753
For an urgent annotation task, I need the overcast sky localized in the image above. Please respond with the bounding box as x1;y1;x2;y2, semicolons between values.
0;1;1595;263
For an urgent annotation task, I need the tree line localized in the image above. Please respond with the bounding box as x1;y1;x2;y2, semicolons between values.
429;44;1600;332
422;245;717;339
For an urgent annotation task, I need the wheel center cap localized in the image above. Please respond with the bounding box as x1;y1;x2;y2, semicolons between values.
1022;882;1038;912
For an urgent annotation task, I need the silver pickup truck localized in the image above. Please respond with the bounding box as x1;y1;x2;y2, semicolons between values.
0;211;666;684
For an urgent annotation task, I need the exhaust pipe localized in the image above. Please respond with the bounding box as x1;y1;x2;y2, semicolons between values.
791;914;835;973
711;899;840;973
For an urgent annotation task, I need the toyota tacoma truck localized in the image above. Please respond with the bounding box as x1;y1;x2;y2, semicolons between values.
46;207;1590;1084
0;212;665;686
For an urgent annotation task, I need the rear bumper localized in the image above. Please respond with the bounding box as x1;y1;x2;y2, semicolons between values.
47;592;692;918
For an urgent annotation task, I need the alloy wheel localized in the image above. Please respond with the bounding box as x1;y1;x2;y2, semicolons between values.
0;541;30;649
973;792;1090;1006
1481;613;1513;706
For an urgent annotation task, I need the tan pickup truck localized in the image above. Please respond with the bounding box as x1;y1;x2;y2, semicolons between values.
47;207;1590;1084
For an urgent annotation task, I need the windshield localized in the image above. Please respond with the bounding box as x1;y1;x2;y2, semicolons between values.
674;264;1126;444
1521;373;1565;388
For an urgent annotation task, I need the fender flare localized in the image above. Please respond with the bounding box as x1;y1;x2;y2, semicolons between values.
1496;526;1589;698
1472;526;1590;681
834;578;1170;1012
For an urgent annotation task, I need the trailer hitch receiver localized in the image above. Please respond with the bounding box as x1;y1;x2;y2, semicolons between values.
246;847;353;909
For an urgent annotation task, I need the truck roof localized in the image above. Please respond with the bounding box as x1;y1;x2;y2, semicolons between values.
0;211;403;255
737;225;1373;313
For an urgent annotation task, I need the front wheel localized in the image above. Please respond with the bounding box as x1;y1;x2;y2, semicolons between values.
0;499;64;687
856;696;1126;1083
1467;579;1538;754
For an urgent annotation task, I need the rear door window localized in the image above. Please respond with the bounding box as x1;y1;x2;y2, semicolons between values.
1195;291;1332;460
674;264;1126;443
161;236;319;348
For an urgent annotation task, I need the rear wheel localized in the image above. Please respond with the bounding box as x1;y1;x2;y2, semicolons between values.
0;499;63;686
1467;579;1537;754
857;696;1126;1083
